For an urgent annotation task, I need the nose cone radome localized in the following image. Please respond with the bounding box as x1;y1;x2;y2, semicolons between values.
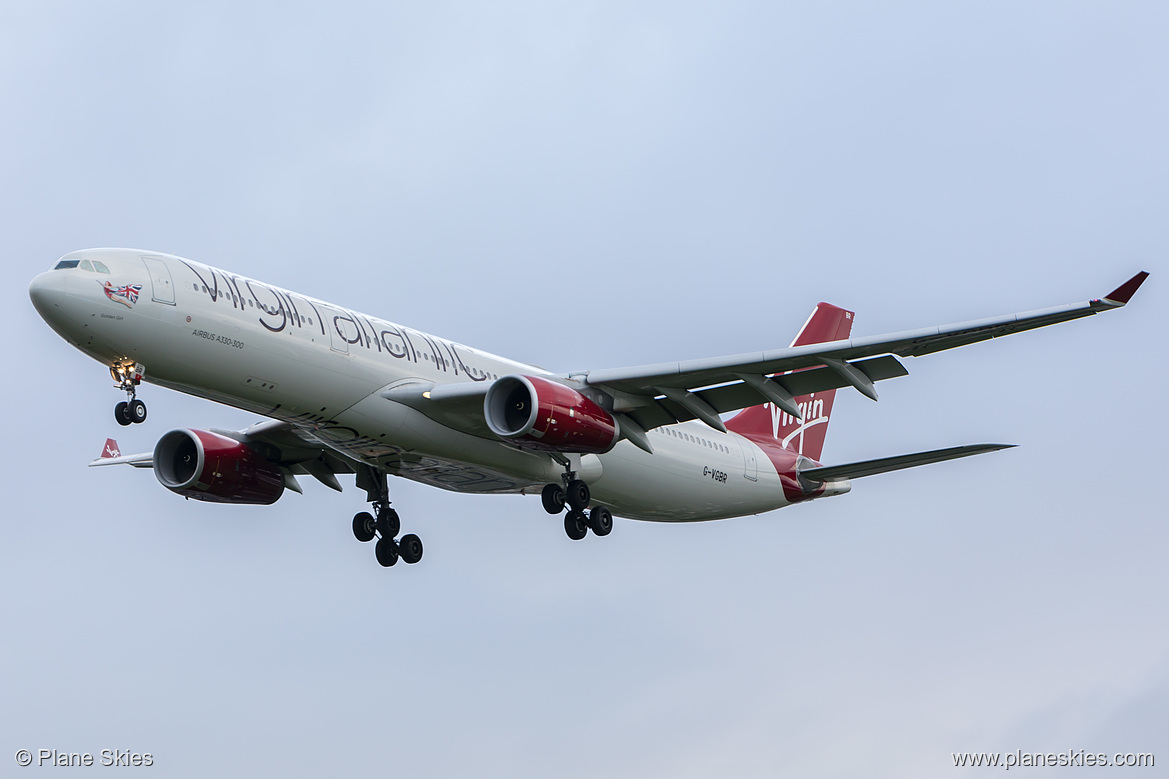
29;269;69;322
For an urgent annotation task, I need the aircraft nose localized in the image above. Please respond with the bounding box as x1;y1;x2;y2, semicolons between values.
29;269;69;320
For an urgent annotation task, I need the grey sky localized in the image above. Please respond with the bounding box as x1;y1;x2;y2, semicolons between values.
3;2;1166;776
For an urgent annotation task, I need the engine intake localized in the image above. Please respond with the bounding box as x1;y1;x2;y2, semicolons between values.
484;375;619;454
153;429;286;504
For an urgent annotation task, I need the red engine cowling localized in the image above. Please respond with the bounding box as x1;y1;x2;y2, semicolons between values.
153;429;286;504
484;375;620;453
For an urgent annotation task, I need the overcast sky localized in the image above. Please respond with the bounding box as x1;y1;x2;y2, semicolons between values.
2;2;1166;777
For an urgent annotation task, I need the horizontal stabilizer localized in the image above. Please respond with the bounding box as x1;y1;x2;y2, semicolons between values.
800;443;1015;482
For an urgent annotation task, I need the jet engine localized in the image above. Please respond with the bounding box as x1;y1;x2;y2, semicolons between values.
153;429;286;504
484;375;619;454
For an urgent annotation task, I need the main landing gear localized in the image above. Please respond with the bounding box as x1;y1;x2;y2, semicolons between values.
111;361;147;426
353;466;423;568
541;472;613;541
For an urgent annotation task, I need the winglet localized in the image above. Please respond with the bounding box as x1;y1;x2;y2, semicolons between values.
1101;271;1149;305
100;438;121;459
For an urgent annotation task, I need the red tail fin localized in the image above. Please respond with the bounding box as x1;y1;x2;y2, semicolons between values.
100;438;121;459
725;303;854;462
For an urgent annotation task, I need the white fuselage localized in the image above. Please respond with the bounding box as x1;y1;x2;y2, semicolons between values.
30;249;800;521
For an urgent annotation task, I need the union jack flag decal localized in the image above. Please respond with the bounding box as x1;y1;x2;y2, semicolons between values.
100;281;143;308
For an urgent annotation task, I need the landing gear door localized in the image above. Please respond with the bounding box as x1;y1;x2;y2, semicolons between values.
141;256;175;305
739;439;759;482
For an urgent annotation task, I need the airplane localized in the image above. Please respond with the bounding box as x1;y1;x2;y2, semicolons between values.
29;249;1148;569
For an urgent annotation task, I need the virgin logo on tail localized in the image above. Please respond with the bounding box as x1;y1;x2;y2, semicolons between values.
768;396;828;452
102;438;121;458
725;303;853;463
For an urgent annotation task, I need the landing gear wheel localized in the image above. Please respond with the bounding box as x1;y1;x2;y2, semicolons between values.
541;483;566;514
128;398;147;424
352;512;376;543
399;533;424;564
375;537;400;567
378;507;400;538
588;505;613;536
566;480;591;511
564;510;588;541
114;402;131;426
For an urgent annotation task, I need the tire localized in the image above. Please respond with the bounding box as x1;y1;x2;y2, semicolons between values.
541;483;565;514
399;533;424;564
352;512;375;543
128;398;147;424
564;511;588;541
566;480;590;511
588;505;613;537
114;402;131;426
378;507;400;538
375;537;399;567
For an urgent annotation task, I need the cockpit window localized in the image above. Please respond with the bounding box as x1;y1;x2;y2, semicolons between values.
68;259;112;273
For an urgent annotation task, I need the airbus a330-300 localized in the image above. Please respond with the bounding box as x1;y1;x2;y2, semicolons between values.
29;250;1148;569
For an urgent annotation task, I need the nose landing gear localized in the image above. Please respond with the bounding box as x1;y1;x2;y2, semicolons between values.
111;361;147;426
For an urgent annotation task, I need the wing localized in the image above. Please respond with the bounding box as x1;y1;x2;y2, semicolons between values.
585;272;1149;436
89;452;154;468
88;419;357;492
